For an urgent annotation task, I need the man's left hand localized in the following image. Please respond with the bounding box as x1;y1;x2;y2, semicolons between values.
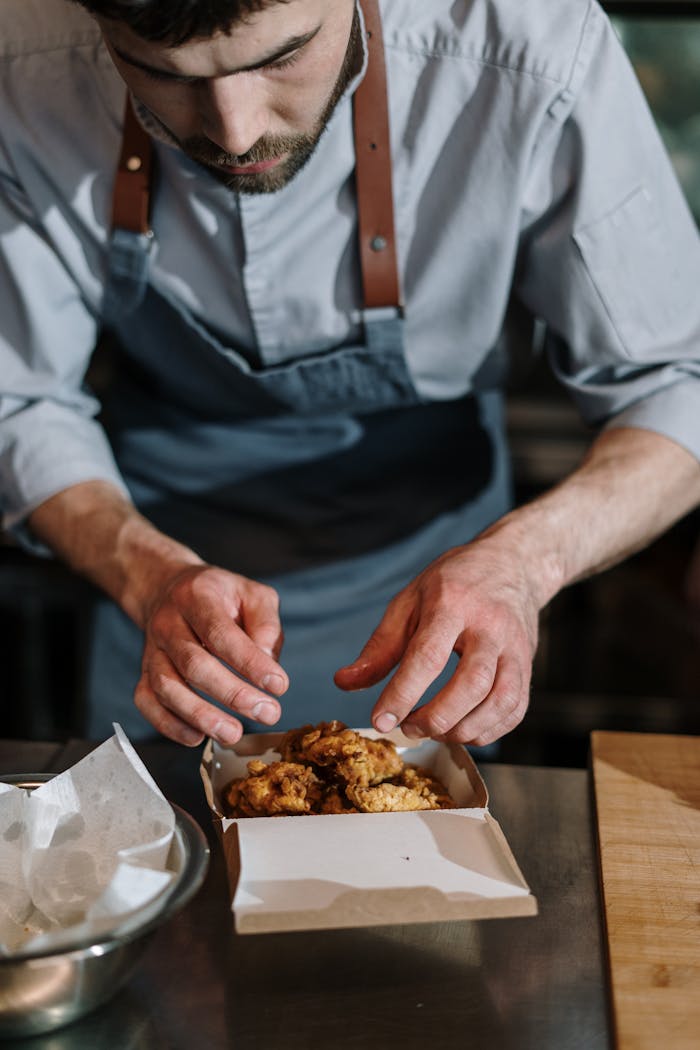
334;534;540;747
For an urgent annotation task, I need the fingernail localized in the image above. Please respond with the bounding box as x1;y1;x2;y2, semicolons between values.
262;673;286;696
213;721;241;747
252;701;279;725
374;713;398;733
401;724;426;740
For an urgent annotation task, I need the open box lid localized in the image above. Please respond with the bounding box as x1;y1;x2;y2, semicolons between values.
201;729;537;934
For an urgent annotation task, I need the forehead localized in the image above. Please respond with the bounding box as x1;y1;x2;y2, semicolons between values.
99;0;341;77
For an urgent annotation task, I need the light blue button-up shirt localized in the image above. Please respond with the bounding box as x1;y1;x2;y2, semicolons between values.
1;0;699;532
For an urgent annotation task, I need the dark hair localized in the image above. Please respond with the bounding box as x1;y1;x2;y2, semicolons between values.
72;0;289;45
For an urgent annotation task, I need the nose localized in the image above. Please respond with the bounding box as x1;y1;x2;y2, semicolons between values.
199;75;268;158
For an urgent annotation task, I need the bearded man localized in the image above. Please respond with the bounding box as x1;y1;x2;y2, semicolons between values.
1;0;699;747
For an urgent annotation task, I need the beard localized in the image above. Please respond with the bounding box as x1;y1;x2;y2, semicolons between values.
178;9;362;195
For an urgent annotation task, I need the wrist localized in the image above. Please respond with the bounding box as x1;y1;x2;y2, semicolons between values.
114;514;203;629
479;506;568;611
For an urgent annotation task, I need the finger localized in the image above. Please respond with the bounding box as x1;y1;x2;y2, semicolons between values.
134;675;206;748
160;606;289;698
334;597;415;691
368;611;461;733
468;703;526;748
144;646;280;740
437;653;529;746
400;636;500;739
157;635;283;725
241;585;285;660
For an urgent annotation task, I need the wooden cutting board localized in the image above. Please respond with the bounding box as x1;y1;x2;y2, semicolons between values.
591;731;700;1050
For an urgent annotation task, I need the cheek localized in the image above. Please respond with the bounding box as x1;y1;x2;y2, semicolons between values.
135;83;208;140
270;82;325;128
274;61;344;127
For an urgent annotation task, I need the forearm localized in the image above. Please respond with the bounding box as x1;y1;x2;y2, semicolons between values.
485;426;700;609
27;480;202;628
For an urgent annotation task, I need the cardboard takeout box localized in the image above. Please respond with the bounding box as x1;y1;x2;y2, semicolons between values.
200;729;537;934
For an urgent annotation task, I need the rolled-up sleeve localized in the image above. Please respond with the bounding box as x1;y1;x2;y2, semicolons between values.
516;2;700;460
0;159;131;538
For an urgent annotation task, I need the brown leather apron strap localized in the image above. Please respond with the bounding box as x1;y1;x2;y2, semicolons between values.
111;98;154;235
353;0;402;310
111;0;401;307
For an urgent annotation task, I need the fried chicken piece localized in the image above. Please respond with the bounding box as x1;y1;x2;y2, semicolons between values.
397;764;456;809
226;723;457;816
310;731;403;788
319;785;358;815
277;723;320;764
223;760;323;818
347;765;456;812
277;721;356;765
279;720;403;787
346;782;440;813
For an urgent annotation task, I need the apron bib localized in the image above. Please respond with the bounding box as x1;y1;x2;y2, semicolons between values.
85;1;512;737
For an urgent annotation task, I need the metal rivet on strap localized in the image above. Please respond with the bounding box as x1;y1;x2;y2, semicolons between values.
370;236;387;253
126;155;143;172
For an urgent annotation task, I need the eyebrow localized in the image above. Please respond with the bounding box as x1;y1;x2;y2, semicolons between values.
111;26;321;82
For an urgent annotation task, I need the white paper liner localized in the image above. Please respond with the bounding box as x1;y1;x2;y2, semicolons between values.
0;725;175;955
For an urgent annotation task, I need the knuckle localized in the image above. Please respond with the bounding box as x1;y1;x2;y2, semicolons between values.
426;574;459;604
471;731;495;747
494;686;523;717
386;682;417;715
413;639;449;673
238;650;265;682
148;607;172;644
179;646;206;684
450;723;476;745
260;584;280;609
220;681;248;711
468;660;496;695
423;710;453;736
205;620;232;655
503;708;526;733
151;671;173;697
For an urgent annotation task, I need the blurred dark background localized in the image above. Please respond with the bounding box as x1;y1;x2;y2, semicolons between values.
2;1;699;765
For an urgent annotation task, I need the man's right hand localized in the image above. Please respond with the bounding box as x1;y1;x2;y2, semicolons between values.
28;481;288;746
134;564;287;746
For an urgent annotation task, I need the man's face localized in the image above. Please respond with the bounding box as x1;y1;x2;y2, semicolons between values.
100;0;360;194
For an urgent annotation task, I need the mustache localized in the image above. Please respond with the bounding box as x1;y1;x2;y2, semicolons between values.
181;133;314;169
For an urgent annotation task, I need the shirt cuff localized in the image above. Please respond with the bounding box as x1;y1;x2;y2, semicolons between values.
603;379;700;463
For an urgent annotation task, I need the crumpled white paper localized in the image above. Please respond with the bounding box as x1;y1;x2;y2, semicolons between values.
0;724;176;955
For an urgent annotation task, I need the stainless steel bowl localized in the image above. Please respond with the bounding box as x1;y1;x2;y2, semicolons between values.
0;774;210;1038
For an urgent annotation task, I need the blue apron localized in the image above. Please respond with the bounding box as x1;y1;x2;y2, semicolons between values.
84;14;513;740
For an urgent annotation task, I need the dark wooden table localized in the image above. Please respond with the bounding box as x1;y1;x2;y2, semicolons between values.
0;738;610;1050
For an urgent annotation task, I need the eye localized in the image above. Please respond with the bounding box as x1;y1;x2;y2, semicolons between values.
139;66;195;85
265;49;303;73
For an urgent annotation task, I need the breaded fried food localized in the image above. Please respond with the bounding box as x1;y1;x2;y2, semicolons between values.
223;760;323;817
319;785;359;815
279;720;403;788
346;782;440;813
223;723;457;816
277;722;319;764
397;764;455;809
